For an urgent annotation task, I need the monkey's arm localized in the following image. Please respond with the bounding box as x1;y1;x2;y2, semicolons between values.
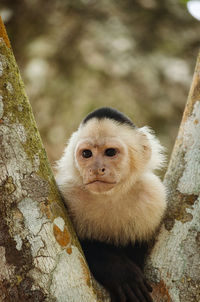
81;239;153;302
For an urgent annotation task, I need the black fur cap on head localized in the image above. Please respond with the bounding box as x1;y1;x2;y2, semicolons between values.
82;107;136;128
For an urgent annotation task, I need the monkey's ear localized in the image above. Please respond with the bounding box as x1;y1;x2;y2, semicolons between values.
140;133;152;162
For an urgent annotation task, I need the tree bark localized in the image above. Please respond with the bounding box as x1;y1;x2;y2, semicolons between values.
0;17;105;302
145;52;200;302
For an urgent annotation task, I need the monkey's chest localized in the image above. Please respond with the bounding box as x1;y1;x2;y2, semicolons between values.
72;198;150;245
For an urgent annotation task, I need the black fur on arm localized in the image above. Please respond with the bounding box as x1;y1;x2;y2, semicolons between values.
81;239;153;302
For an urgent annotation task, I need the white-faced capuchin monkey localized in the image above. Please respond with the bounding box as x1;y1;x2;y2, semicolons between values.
56;107;166;302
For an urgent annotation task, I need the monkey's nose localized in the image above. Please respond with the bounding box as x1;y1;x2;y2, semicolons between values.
90;167;105;176
98;168;105;175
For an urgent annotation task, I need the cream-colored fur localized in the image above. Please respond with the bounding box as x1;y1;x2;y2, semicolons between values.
56;118;166;245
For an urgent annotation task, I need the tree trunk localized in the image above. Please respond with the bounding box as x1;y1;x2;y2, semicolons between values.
0;17;106;302
145;53;200;302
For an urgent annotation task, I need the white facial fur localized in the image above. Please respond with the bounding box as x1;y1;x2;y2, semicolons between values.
56;118;166;245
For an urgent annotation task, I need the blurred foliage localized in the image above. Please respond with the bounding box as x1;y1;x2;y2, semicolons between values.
180;0;190;4
0;0;200;170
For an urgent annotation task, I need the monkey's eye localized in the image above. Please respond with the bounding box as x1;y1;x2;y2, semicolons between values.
105;148;117;157
82;149;93;158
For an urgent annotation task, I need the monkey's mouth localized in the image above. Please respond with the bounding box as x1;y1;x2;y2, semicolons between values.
85;180;116;185
84;180;116;193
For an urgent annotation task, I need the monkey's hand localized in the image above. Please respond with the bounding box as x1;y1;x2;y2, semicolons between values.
99;253;153;302
81;240;153;302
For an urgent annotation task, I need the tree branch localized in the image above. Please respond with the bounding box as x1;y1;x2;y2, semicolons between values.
0;16;104;302
145;52;200;302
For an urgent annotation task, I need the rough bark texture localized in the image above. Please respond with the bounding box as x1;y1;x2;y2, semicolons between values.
145;53;200;302
0;17;105;302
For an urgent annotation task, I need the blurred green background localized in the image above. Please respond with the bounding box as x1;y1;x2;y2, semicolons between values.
1;0;200;168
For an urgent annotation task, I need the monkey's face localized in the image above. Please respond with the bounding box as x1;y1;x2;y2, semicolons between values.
72;119;152;194
75;137;129;194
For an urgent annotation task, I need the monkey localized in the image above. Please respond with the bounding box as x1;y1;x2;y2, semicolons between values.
56;107;166;302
